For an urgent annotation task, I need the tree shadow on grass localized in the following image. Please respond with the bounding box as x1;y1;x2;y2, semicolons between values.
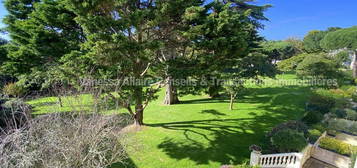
179;98;228;104
109;157;138;168
201;109;226;116
148;86;311;166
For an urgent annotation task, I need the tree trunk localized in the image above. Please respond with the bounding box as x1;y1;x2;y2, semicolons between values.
163;77;179;105
134;105;144;126
229;94;234;110
133;87;144;126
352;50;357;78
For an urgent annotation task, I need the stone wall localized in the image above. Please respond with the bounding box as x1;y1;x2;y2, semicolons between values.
311;147;351;168
300;144;313;167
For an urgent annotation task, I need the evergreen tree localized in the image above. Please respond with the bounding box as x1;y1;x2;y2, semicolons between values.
2;0;84;87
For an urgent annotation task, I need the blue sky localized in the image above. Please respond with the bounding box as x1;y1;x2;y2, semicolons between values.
1;0;357;40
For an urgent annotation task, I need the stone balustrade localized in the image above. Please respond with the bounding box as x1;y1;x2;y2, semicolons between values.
250;151;302;168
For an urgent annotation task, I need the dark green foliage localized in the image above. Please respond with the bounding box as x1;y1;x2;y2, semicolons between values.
296;53;342;79
303;31;328;53
267;120;308;137
302;111;323;125
262;40;300;61
306;94;335;114
2;0;83;86
271;129;307;153
321;26;357;50
319;137;355;156
303;27;340;53
0;38;8;67
331;108;347;118
346;109;357;121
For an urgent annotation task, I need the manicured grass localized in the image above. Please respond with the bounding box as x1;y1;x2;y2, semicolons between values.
27;74;311;168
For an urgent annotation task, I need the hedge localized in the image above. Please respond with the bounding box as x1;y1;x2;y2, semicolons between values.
319;137;356;156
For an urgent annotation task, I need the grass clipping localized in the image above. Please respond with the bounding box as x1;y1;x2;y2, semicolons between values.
0;112;133;168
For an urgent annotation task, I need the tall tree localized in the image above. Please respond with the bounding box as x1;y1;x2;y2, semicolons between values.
303;27;340;53
173;0;271;98
65;0;270;125
66;0;171;125
0;38;11;87
320;26;357;77
153;0;203;105
2;0;84;86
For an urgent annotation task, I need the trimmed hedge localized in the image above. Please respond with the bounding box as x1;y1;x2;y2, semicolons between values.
319;137;356;156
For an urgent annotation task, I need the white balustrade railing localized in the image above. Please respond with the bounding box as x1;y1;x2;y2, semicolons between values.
250;151;302;168
259;153;302;168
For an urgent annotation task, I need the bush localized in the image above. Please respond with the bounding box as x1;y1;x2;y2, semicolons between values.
2;83;27;97
302;111;324;125
0;98;32;130
331;108;347;118
0;113;133;168
306;93;335;114
311;123;327;133
328;118;357;135
308;129;322;143
267;120;308;137
271;129;307;153
296;53;342;80
319;137;354;156
346;109;357;121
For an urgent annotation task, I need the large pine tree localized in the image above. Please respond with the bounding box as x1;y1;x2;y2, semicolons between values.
2;0;84;83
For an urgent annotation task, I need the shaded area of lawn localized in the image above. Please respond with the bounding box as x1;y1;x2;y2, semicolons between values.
122;86;311;168
27;75;312;168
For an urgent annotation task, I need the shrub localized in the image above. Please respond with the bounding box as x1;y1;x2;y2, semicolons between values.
311;123;327;133
267;120;308;137
319;137;353;156
328;118;357;135
271;129;307;153
296;53;342;80
2;83;27;97
0;98;32;130
0;113;133;168
308;129;322;143
306;93;335;114
346;109;357;121
302;111;323;125
331;108;347;118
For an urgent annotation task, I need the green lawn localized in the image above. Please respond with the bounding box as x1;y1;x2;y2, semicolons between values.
27;74;311;168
